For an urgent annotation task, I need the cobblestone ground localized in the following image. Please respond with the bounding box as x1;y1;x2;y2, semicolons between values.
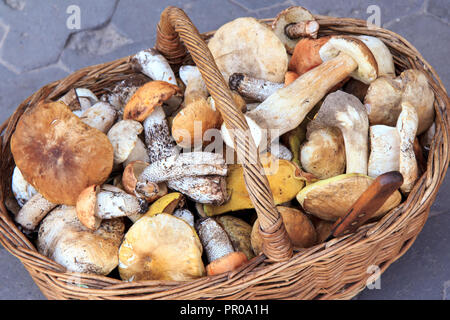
0;0;448;300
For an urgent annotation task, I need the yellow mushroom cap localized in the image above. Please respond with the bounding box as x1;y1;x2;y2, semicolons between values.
118;213;205;281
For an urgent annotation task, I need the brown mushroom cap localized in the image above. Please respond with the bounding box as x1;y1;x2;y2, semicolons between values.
272;6;317;54
11;101;114;205
123;80;182;122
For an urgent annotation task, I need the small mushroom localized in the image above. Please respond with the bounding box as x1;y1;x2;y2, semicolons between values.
216;215;255;260
196;217;248;276
172;66;222;148
76;184;143;230
364;69;435;134
308;91;369;174
296;173;402;221
251;206;317;255
118;213;205;281
79;101;117;133
123;80;182;122
131;48;177;85
300;127;346;179
288;36;331;76
15;193;57;231
107;119;147;166
122;161;167;202
11;166;37;207
397;101;419;194
368;125;400;178
208;17;288;83
272;6;319;54
223;36;377;149
38;206;124;275
11;101;114;205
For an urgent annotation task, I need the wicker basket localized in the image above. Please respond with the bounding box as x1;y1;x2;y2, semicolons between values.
0;6;448;300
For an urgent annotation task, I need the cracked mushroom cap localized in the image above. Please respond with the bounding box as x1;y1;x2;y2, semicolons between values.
272;6;317;54
37;205;124;275
319;36;378;84
208;17;288;83
123;80;181;122
118;213;205;281
11;101;114;205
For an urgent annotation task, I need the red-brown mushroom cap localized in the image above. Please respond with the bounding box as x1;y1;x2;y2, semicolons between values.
11;101;114;205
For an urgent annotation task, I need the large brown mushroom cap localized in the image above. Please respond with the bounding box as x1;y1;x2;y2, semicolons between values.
118;213;205;281
11;101;114;205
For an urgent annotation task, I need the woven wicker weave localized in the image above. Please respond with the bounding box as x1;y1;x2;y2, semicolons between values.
0;7;448;300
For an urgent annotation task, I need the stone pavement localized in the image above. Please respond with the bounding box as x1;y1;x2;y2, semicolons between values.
0;0;448;300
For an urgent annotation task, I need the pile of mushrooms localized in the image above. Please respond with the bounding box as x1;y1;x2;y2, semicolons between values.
7;5;435;283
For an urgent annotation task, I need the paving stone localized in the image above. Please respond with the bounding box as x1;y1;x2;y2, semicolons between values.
0;247;45;299
358;210;450;299
0;64;68;124
291;0;425;27
4;0;25;11
426;0;449;24
0;0;117;72
235;0;290;11
385;14;450;90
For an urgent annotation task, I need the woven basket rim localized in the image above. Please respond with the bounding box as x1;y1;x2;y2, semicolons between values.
0;13;448;300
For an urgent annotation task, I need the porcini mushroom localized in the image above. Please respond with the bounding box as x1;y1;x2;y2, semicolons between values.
107;119;147;165
79;101;117;133
173;208;195;228
11;166;37;207
196;217;248;276
76;184;143;230
122;161;167;202
223;36;377;149
397;101;419;194
368;125;400;178
356;35;395;77
11;101;114;205
167;176;227;205
15;193;57;231
172;66;222;148
288;36;331;76
216;215;255;260
131;48;177;85
272;6;319;54
208;17;288;83
118;213;205;281
251;206;317;255
58;88;99;115
296;173;402;221
38;206;124;275
307;91;369;174
300;127;346;179
228;73;284;102
364;69;435;134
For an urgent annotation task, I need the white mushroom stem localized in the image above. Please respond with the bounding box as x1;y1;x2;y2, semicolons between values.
309;90;369;174
167;176;227;205
12;166;37;207
397;101;419;194
285;20;319;39
229;73;283;102
15;193;57;230
108;120;144;165
232;51;360;148
196;218;235;263
143;106;176;163
131;48;177;85
368;125;400;178
139;152;227;184
79;102;117;133
173;208;195;227
95;189;142;219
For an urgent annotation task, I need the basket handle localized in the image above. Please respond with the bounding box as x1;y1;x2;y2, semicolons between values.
156;6;293;262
